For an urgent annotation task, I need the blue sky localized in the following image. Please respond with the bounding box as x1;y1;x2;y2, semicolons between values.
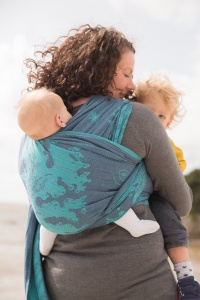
0;0;200;203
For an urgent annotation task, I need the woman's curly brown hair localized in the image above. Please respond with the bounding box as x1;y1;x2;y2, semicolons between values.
24;24;135;111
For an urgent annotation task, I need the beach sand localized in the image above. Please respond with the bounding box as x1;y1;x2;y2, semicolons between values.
0;203;200;300
0;203;28;300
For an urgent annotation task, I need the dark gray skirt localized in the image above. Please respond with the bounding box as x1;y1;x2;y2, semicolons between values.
43;205;178;300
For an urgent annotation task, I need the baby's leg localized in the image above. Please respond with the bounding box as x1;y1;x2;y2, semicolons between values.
114;208;160;237
40;225;57;256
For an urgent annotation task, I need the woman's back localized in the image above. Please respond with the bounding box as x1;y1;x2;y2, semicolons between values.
43;208;177;300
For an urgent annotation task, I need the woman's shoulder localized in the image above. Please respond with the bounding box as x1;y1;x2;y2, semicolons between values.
129;101;161;127
131;101;155;114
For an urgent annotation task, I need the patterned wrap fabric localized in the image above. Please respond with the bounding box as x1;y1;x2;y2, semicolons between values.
19;96;153;234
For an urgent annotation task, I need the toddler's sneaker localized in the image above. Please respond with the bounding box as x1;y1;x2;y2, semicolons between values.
178;276;200;299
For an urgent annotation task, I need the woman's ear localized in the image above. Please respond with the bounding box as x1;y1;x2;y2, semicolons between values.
56;114;66;127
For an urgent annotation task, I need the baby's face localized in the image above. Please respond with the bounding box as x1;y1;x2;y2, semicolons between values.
140;92;172;129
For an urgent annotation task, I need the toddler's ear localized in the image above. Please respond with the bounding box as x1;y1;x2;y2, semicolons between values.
166;119;172;129
56;114;66;127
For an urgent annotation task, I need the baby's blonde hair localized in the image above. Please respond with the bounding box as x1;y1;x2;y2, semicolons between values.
135;73;185;128
17;88;63;139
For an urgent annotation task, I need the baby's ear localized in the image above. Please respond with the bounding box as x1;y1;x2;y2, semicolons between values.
56;114;66;127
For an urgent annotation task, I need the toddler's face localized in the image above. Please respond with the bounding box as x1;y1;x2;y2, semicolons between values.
140;92;172;129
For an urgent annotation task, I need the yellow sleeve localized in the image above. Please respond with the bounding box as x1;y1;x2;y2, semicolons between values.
169;138;187;172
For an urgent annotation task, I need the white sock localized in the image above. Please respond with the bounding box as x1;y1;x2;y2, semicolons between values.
40;225;57;256
114;208;160;237
174;261;193;280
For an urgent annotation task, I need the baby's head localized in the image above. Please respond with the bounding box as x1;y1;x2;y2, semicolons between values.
135;74;185;129
17;88;72;140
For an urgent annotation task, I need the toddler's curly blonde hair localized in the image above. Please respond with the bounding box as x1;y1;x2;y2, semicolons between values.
135;73;185;128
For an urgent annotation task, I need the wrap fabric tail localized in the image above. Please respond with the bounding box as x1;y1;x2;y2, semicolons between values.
20;96;153;299
24;206;49;299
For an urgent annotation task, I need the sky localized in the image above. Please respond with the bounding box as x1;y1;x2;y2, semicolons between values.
0;0;200;203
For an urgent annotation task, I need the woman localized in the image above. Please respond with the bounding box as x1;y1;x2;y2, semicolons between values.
20;24;192;299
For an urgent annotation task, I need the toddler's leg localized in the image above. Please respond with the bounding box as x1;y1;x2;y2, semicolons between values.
114;208;160;237
149;193;191;278
40;225;57;256
149;193;200;299
149;192;188;250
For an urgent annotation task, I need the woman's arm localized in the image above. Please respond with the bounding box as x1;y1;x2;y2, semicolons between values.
122;102;192;216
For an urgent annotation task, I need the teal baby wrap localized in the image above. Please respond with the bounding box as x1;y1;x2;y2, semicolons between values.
20;95;153;299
